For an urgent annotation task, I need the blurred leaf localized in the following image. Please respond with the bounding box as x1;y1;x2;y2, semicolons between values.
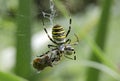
54;0;70;18
86;0;113;81
81;61;120;80
84;36;117;70
0;71;28;81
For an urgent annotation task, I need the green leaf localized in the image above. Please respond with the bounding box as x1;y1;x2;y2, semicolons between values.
0;71;28;81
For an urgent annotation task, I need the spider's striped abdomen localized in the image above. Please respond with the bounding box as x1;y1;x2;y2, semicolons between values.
52;25;66;43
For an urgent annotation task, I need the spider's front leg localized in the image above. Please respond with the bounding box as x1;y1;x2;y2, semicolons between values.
66;18;72;37
65;39;71;44
70;34;79;46
42;18;58;44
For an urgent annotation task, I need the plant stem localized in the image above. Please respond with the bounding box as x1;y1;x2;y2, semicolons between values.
86;0;113;81
15;0;32;79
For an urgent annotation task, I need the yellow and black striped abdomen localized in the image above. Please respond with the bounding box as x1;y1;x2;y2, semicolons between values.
52;25;66;43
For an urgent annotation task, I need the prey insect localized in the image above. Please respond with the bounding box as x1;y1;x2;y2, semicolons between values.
33;48;61;71
42;18;79;60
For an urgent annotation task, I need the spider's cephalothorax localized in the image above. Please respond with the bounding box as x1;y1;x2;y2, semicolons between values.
33;48;61;71
42;18;79;60
58;35;78;60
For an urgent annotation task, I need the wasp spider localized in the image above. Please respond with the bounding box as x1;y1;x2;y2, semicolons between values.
42;18;79;60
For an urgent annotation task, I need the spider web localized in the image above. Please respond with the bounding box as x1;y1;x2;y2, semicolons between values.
42;0;56;26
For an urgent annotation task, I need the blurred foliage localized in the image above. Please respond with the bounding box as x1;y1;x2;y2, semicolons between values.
1;0;98;20
86;0;113;81
0;71;27;81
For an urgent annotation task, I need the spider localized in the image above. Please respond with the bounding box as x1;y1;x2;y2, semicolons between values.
42;18;79;60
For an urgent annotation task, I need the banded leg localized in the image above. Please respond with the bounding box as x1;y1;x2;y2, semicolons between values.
42;19;58;44
74;56;76;60
64;55;74;60
71;34;79;46
65;39;71;44
74;33;79;43
67;48;76;60
66;18;72;37
68;48;76;60
73;50;76;60
48;44;57;49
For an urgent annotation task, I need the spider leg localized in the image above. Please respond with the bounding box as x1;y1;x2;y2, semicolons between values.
65;48;76;60
37;55;43;57
66;18;72;37
74;33;79;43
74;56;76;60
44;28;58;44
42;19;58;44
64;55;74;60
65;39;71;44
73;50;76;60
48;44;57;49
71;34;79;46
67;48;76;60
